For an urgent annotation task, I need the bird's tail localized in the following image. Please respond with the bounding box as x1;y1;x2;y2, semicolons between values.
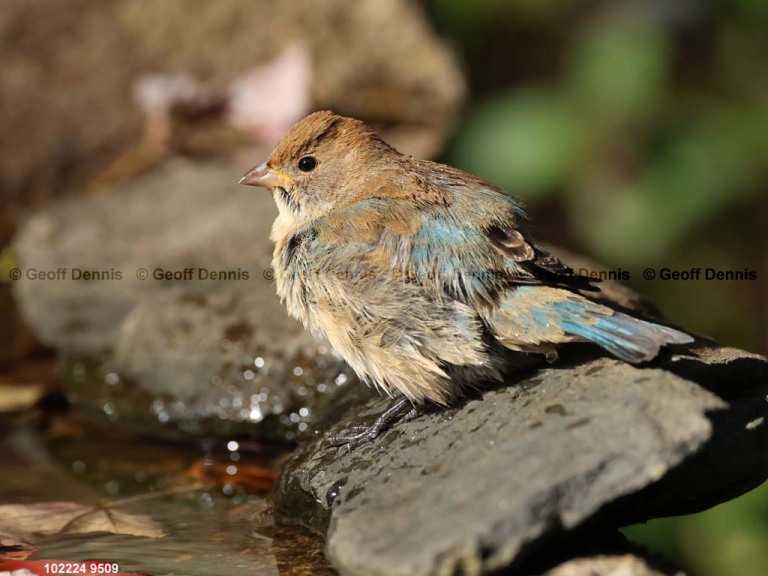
489;286;694;363
557;307;693;363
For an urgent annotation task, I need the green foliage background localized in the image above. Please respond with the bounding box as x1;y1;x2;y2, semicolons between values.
431;0;768;573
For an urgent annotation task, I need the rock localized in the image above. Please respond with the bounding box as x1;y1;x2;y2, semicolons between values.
280;0;466;159
12;161;359;439
0;0;464;211
517;530;682;576
274;344;768;576
544;554;679;576
606;343;768;522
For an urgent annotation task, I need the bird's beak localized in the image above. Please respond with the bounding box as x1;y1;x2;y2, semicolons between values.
239;162;288;189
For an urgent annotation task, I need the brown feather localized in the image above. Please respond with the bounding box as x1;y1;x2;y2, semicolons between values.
269;110;394;170
487;226;535;261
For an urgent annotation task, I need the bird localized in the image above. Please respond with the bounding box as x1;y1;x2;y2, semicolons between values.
240;110;693;448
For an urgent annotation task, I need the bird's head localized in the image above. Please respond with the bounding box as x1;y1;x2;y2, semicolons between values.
240;111;398;224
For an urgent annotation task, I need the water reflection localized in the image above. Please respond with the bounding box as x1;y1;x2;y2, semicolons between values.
0;417;335;576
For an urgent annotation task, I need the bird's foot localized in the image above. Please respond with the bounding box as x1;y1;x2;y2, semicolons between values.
323;397;420;454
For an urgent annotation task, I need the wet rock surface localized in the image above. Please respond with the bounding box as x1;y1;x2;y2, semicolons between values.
12;161;360;439
274;344;768;576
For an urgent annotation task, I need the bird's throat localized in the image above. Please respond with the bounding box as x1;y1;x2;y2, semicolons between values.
275;186;300;214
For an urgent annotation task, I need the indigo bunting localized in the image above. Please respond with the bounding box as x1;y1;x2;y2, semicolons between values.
240;111;693;446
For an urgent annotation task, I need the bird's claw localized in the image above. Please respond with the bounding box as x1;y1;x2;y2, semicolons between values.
323;426;385;454
319;397;421;454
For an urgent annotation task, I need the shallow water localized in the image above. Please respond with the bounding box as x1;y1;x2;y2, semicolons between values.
0;413;335;576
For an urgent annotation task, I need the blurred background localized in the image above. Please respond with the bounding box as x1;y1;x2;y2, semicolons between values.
0;0;766;574
437;3;768;573
436;3;768;573
437;0;768;356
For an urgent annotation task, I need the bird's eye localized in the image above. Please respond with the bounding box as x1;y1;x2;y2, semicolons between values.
298;156;317;172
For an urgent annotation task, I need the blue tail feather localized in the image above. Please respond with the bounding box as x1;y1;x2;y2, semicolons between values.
557;306;693;363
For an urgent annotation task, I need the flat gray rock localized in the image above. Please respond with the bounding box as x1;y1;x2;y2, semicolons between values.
12;161;358;439
275;345;768;576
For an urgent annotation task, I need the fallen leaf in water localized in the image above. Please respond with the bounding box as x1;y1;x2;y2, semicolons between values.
0;385;44;413
0;560;145;576
0;548;33;562
0;531;30;549
0;529;34;562
0;546;34;563
0;502;165;547
186;460;278;493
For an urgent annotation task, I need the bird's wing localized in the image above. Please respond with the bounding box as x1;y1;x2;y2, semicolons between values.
406;163;597;293
485;223;598;291
311;196;502;305
314;186;596;311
